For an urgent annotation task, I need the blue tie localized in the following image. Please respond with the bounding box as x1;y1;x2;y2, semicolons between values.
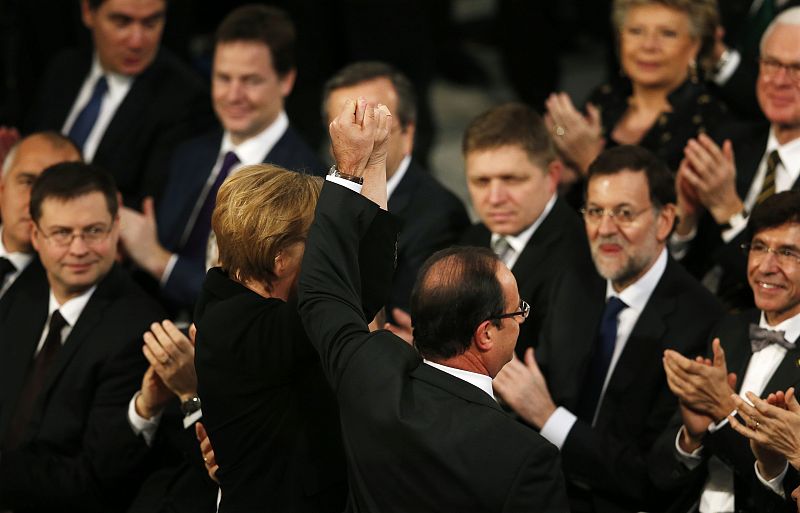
68;75;109;151
577;296;628;423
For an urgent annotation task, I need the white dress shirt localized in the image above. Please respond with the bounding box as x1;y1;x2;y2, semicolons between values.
540;248;668;448
386;155;411;201
0;227;34;298
62;55;134;162
489;193;557;270
424;360;496;401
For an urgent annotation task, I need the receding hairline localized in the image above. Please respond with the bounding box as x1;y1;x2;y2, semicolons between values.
2;133;81;179
761;7;800;52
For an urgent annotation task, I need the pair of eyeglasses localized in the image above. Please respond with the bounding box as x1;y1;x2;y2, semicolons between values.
580;205;652;226
38;225;113;247
759;57;800;83
491;300;531;321
741;242;800;265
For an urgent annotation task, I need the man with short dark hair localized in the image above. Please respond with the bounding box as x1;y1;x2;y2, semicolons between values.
654;190;800;513
299;97;568;512
322;61;469;322
119;4;323;313
460;103;591;353
494;145;723;513
25;0;212;206
0;162;163;513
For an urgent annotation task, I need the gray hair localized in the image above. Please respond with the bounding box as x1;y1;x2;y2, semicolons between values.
761;7;800;53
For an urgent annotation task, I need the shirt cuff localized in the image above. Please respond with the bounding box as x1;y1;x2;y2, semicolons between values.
708;412;734;433
675;426;704;469
128;391;162;446
183;409;203;430
326;174;363;194
539;407;577;450
755;460;788;497
159;253;179;286
669;225;697;260
712;49;742;85
721;212;748;243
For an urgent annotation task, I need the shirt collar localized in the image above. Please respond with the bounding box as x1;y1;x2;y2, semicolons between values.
90;54;135;94
760;311;800;345
386;155;412;200
221;111;289;166
766;128;800;183
490;193;558;255
423;359;496;401
48;285;97;327
0;227;34;272
606;247;668;311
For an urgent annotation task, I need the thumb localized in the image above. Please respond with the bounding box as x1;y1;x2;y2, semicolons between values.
712;338;727;369
524;347;536;368
195;421;207;442
723;139;735;164
586;103;601;126
727;372;738;390
787;387;800;413
142;196;156;220
391;308;412;328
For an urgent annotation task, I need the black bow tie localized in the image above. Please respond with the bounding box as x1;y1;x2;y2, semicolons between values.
750;323;794;353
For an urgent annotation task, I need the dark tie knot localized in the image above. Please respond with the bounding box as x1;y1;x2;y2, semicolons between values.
48;310;68;337
749;323;794;353
0;257;16;277
767;149;782;169
603;296;628;320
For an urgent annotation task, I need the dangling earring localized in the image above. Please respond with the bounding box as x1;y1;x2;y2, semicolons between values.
689;60;698;84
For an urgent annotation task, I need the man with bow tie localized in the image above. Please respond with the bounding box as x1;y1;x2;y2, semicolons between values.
654;190;800;513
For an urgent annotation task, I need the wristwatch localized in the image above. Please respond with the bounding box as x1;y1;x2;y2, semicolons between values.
718;209;748;232
328;164;364;185
180;395;202;417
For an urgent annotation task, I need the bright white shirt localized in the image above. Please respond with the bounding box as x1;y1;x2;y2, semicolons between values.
539;248;668;448
489;193;557;270
161;112;290;283
36;287;97;355
674;311;800;512
62;55;134;162
386;155;411;201
424;360;496;401
0;227;33;298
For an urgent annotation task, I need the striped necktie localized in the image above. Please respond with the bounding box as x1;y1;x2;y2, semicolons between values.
756;149;780;206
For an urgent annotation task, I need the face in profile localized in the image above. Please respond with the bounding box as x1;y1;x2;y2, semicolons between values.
32;191;119;302
212;40;295;145
82;0;166;76
619;3;700;91
747;222;800;325
465;145;557;236
585;170;671;290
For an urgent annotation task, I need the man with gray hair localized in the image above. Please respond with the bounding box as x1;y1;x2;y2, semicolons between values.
0;132;80;301
671;7;800;308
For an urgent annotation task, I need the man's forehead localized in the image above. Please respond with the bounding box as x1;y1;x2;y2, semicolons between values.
328;79;399;115
753;222;800;244
7;141;79;179
587;169;649;201
96;0;166;18
763;23;800;59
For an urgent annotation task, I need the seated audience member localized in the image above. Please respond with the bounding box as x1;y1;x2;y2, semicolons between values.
493;145;723;513
654;190;800;512
460;103;591;353
194;165;348;513
119;4;323;314
24;0;213;206
671;8;800;309
322;61;469;324
298;98;568;512
0;132;81;303
0;162;163;513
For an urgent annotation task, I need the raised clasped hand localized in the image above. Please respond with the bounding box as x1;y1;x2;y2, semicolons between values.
329;97;392;177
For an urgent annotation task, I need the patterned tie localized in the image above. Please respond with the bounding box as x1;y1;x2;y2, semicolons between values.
0;257;16;287
756;150;781;206
67;75;109;151
750;323;794;352
3;310;68;449
577;297;628;424
491;236;514;267
183;151;240;260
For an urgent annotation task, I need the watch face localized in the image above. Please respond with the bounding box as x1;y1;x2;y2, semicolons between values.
181;396;201;416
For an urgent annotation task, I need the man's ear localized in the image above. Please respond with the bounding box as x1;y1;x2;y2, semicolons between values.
80;0;95;29
656;203;677;242
472;319;495;353
279;69;297;98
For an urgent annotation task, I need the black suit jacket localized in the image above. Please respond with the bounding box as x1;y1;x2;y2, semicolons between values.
460;196;591;354
536;255;724;513
193;268;347;513
387;160;469;315
25;48;214;206
0;260;164;513
152;127;324;310
298;183;569;513
650;310;800;513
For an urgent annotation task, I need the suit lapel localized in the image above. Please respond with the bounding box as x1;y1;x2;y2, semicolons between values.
50;54;91;129
735;130;769;198
410;363;503;413
762;329;800;394
510;199;568;289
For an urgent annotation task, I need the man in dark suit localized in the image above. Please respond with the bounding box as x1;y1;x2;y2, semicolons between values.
673;9;800;309
654;190;800;513
298;96;568;512
119;5;323;313
0;132;80;303
493;146;724;513
0;162;163;513
322;61;469;323
460;103;591;353
24;0;213;206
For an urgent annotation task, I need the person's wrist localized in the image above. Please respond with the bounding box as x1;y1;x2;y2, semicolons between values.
144;246;172;280
681;426;704;452
758;457;787;480
135;392;162;419
709;197;744;225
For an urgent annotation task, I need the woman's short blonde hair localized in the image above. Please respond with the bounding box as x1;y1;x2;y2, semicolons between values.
612;0;720;73
212;164;322;287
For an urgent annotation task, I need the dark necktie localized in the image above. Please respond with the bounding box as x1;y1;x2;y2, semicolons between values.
68;75;109;151
577;297;628;423
492;237;514;267
756;150;780;206
750;323;794;352
183;151;240;260
0;257;16;286
3;311;68;450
